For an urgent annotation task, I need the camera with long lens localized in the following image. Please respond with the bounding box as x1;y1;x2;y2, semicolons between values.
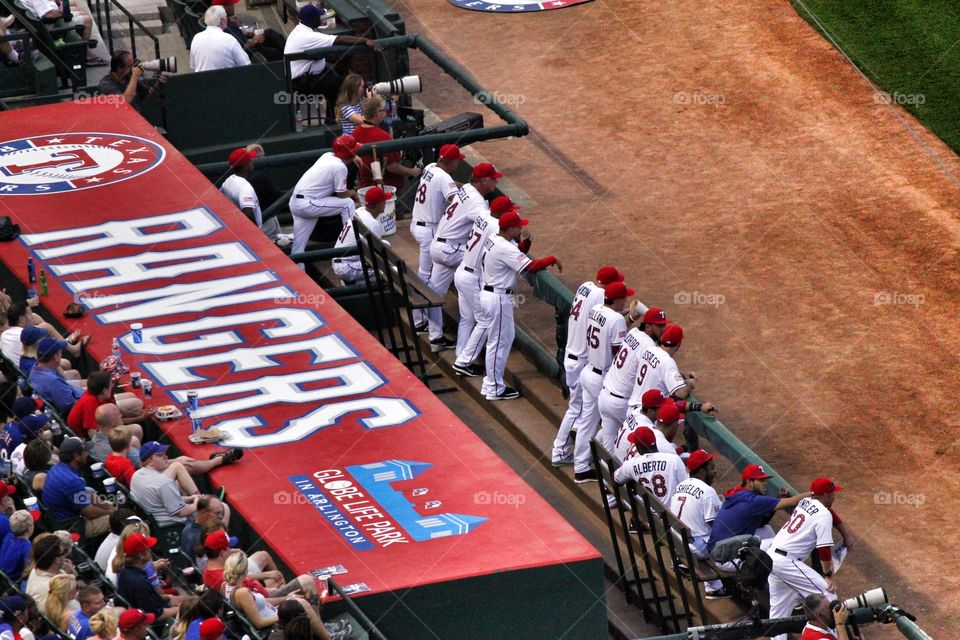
137;56;177;74
834;587;888;611
371;75;422;97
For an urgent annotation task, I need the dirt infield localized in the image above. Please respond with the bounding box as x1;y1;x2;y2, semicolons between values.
395;0;960;635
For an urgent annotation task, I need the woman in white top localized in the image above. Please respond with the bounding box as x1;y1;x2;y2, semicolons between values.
222;552;282;629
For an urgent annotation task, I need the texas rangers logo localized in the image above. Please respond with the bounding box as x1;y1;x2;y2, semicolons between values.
0;133;165;195
448;0;591;11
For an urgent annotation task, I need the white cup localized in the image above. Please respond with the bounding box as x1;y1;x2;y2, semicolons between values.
254;28;264;36
23;497;37;509
103;477;116;491
91;462;104;478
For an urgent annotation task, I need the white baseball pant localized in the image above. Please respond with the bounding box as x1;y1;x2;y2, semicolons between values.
289;195;355;257
688;536;723;592
479;288;515;398
409;221;436;325
767;552;832;640
572;366;604;474
332;258;364;285
597;386;629;454
427;239;465;340
453;266;483;361
552;354;587;462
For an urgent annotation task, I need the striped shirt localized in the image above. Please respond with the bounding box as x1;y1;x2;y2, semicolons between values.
340;103;362;135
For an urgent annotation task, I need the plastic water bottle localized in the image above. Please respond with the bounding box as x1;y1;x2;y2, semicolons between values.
39;269;47;296
295;108;304;133
27;258;36;284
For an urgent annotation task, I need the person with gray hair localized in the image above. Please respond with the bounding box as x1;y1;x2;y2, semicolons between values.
189;5;251;72
0;510;35;580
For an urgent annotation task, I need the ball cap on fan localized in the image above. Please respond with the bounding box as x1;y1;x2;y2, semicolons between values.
364;186;394;206
595;266;624;285
119;609;156;632
810;477;842;495
604;281;635;301
438;144;465;161
332;134;363;159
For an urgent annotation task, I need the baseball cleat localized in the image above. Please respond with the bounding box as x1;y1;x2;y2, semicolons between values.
452;363;482;377
429;337;456;353
414;322;428;334
486;387;520;401
574;470;598;484
551;455;574;467
705;587;733;600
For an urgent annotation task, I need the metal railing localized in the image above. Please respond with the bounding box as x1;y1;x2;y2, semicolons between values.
90;0;160;60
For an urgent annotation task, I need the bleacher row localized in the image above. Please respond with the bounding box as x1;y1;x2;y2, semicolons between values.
0;345;374;640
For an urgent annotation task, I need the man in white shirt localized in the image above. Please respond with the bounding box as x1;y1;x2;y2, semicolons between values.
477;212;561;400
220;147;262;228
190;6;251;72
670;449;727;598
409;144;463;331
288;134;362;258
332;186;390;285
614;389;664;462
20;0;109;65
767;478;843;640
613;426;688;506
284;5;381;121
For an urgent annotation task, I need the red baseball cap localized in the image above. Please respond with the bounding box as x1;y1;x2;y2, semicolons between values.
490;196;521;215
471;162;504;180
741;464;772;481
204;530;232;553
498;212;528;229
642;307;668;325
122;533;157;556
0;484;15;497
595;266;624;285
227;147;255;168
604;281;635;301
199;618;226;640
364;186;394;206
686;449;716;473
661;325;683;347
627;426;656;448
438;144;465;160
810;477;842;495
332;135;363;159
657;401;682;425
118;609;156;632
641;389;665;410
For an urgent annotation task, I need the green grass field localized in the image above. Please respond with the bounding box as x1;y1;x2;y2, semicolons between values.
792;0;960;151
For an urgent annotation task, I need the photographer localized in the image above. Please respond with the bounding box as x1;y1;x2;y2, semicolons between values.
801;594;850;639
98;51;166;114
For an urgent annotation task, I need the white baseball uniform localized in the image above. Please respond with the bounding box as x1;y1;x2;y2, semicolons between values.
767;497;835;640
332;207;384;284
597;327;654;453
453;212;499;363
477;235;530;398
614;450;688;506
672;477;723;591
289;152;356;258
571;305;626;474
220;174;262;228
410;163;458;325
552;281;605;463
426;184;488;340
627;343;686;409
614;408;654;462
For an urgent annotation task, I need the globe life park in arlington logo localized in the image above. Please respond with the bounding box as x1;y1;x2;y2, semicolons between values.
0;133;165;195
448;0;592;12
